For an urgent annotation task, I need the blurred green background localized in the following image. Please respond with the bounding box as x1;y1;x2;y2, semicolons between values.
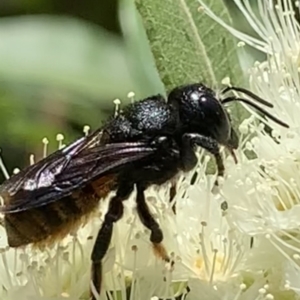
0;0;166;181
0;0;264;181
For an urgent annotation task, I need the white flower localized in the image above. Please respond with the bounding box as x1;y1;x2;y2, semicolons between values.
0;149;264;300
196;1;300;298
198;0;300;55
199;0;300;222
108;155;252;299
3;1;300;299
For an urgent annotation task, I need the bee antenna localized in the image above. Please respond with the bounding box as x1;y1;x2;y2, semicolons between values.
222;96;289;128
221;86;273;108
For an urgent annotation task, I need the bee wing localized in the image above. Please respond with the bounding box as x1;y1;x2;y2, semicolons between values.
0;129;103;196
0;141;155;213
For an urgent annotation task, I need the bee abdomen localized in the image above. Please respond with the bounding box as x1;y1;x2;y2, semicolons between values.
4;175;117;248
5;192;99;248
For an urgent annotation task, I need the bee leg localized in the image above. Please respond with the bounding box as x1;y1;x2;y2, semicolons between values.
169;183;177;214
214;153;228;211
182;133;224;187
90;184;133;300
136;184;172;265
213;152;225;185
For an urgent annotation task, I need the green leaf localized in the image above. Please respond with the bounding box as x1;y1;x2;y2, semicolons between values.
0;16;136;102
135;0;243;91
119;0;165;98
135;0;247;127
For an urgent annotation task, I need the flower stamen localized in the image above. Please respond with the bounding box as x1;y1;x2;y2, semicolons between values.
0;150;9;180
42;137;49;158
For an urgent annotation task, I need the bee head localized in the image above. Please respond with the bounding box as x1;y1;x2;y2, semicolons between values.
168;82;289;151
167;83;234;148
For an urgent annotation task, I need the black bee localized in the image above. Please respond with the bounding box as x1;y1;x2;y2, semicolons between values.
0;83;288;299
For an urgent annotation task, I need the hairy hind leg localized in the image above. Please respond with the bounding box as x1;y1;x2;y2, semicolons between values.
169;182;177;214
90;183;133;300
136;184;171;263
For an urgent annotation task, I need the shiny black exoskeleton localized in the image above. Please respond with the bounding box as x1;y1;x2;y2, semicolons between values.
0;82;289;299
102;82;287;188
90;83;288;297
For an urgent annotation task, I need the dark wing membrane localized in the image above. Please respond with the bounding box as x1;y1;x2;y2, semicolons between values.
0;129;103;197
0;141;155;213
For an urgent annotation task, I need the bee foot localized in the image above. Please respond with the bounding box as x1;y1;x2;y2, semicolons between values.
152;243;173;265
211;180;221;194
165;259;175;272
